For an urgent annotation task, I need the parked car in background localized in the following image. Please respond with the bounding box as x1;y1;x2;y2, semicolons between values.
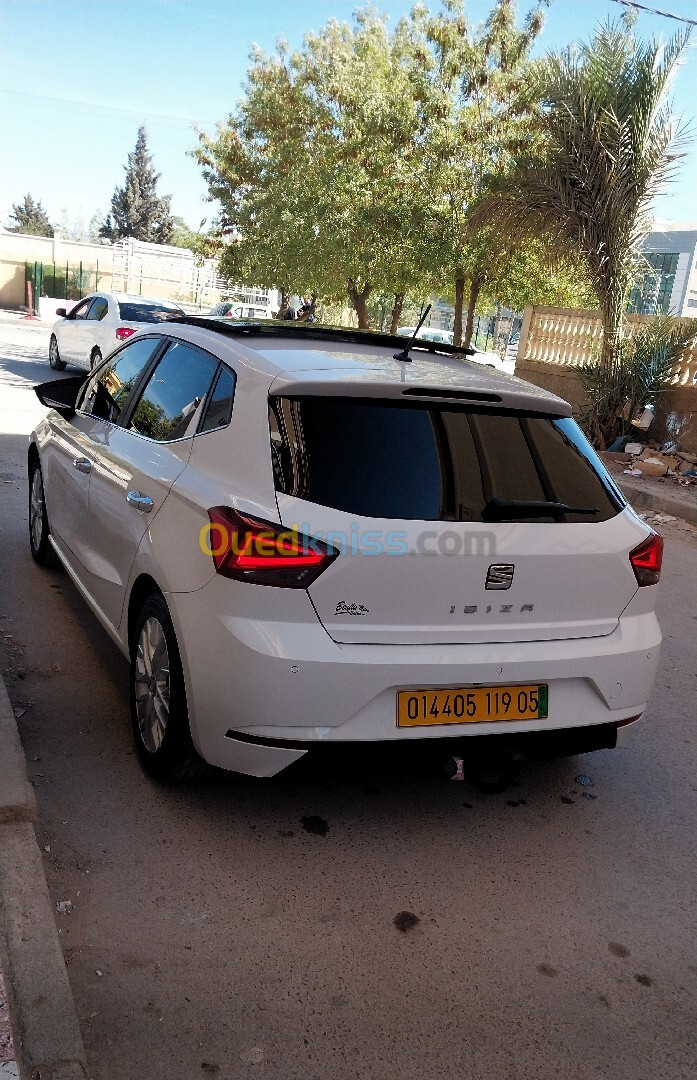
398;326;506;369
29;319;662;787
208;302;273;320
49;293;185;372
397;325;454;345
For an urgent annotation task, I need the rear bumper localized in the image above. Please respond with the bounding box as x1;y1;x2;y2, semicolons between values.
170;581;661;776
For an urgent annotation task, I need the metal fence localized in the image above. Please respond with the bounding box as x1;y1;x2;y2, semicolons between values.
470;312;523;353
25;260;101;309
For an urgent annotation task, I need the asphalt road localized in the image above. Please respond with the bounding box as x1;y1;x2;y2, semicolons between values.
1;322;696;1080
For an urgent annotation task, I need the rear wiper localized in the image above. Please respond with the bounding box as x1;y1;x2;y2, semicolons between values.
481;498;599;521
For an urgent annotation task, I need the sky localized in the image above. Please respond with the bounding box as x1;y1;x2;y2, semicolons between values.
1;0;696;233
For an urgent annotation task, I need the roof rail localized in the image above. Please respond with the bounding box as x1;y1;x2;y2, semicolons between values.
172;315;477;359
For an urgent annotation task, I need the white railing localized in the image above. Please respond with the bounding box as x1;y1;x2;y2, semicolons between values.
517;306;697;386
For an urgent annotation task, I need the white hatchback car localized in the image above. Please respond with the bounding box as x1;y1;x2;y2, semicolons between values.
48;292;185;372
29;320;662;785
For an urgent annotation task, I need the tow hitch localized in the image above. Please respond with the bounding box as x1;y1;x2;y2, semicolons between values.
445;750;524;794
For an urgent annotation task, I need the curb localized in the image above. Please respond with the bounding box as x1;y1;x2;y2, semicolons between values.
617;477;697;526
0;679;87;1080
0;684;36;827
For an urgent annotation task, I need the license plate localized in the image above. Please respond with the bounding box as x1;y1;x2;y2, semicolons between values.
397;684;548;727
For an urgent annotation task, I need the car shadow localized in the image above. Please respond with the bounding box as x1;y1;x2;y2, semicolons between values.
0;343;71;388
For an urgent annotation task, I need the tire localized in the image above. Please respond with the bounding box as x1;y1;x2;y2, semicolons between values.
130;594;207;782
90;347;102;370
28;457;56;566
48;335;66;371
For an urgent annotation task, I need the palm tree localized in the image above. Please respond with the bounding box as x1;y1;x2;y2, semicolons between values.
470;19;690;366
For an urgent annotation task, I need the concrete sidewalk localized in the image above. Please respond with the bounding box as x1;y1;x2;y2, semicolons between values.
0;676;87;1080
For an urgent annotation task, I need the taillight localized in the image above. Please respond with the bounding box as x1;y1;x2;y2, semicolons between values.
629;531;663;586
204;507;338;588
115;326;136;341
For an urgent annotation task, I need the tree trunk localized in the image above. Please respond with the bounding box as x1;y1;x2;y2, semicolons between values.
389;293;405;335
453;277;465;346
463;276;482;350
600;280;626;367
275;292;290;320
596;281;628;448
347;279;372;329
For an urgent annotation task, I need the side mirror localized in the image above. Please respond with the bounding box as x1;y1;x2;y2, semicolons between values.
55;307;67;317
34;375;87;420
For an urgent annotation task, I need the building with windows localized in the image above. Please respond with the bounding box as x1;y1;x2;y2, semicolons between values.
628;225;697;315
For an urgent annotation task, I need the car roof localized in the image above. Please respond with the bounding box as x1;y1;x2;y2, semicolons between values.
112;293;183;306
160;317;571;416
87;292;183;307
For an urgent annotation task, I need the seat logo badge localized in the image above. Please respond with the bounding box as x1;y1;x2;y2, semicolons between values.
335;601;370;616
485;564;514;590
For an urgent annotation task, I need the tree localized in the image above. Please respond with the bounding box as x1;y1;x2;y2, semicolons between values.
6;194;53;236
456;235;595;335
171;216;207;252
469;18;690;365
410;0;550;345
194;12;434;327
100;126;175;244
87;210;109;245
576;315;697;448
56;209;87;242
193;2;576;336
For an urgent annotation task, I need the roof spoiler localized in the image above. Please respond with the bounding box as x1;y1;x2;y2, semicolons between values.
173;315;478;358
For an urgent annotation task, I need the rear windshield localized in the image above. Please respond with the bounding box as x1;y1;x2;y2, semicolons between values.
268;397;623;523
118;302;183;323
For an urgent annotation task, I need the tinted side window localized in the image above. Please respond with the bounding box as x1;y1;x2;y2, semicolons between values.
82;337;161;424
71;298;94;320
269;397;622;522
87;297;109;321
200;366;236;433
128;341;218;442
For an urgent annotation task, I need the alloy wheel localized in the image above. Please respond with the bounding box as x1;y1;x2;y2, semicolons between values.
134;617;171;753
30;469;44;551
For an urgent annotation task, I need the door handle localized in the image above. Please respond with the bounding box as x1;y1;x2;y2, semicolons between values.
72;457;92;474
126;491;154;512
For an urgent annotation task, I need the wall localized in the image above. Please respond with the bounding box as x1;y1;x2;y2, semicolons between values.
0;232;275;314
0;232;114;309
514;305;697;454
516;305;697;384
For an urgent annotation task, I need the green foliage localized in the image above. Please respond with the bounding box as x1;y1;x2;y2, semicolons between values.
101;127;175;244
7;193;53;237
66;267;94;301
413;0;551;342
194;11;438;325
192;3;614;334
471;18;690;364
575;315;697;448
170;216;207;253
